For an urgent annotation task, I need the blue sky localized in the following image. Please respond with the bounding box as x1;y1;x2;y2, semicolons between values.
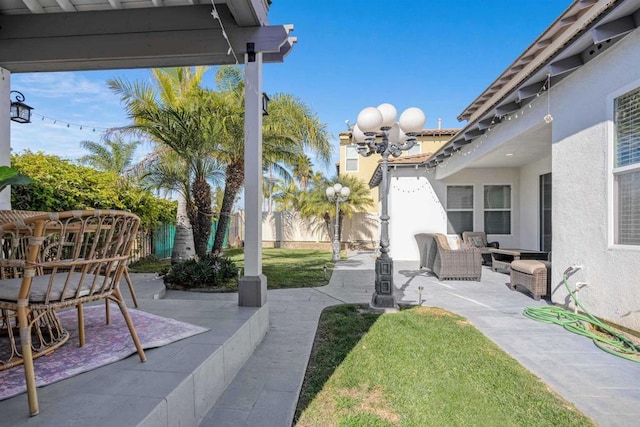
10;0;571;175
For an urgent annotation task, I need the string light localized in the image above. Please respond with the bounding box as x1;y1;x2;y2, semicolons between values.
210;0;239;64
436;76;553;169
31;112;114;132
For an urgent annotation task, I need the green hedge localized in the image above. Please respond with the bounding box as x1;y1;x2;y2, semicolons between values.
11;151;176;230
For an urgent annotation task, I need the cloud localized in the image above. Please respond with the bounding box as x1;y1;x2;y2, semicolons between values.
12;72;118;106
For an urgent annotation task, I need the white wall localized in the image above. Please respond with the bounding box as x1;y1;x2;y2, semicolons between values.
551;27;640;331
519;155;552;250
387;168;446;261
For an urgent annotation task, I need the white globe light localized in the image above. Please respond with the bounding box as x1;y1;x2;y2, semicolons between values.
388;123;408;143
399;107;426;133
326;187;335;197
352;125;367;143
377;103;397;128
333;183;343;193
340;187;351;197
356;107;383;132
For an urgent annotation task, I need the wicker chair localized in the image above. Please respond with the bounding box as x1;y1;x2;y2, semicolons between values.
0;210;147;416
0;210;139;307
415;233;482;281
462;232;500;265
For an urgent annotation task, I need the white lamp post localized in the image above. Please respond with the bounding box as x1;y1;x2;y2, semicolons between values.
353;103;426;310
326;183;350;262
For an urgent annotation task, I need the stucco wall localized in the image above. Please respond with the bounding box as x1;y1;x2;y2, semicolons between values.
387;168;446;261
551;27;640;331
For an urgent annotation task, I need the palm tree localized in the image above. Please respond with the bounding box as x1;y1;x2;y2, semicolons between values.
109;67;210;260
299;174;374;243
210;65;333;253
78;134;139;175
131;100;225;257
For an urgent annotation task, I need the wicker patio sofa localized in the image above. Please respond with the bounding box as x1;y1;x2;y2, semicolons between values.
415;233;482;281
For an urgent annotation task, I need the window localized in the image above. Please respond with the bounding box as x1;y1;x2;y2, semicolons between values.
484;185;511;235
447;186;473;234
405;142;421;156
614;86;640;245
345;145;358;172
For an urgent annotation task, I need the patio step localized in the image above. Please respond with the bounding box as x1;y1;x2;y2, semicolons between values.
0;292;269;427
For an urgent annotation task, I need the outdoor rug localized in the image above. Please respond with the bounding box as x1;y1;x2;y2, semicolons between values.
0;304;208;401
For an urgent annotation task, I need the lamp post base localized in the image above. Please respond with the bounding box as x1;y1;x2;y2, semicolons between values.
370;255;398;311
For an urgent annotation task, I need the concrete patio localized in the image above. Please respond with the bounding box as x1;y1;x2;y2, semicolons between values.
1;252;639;426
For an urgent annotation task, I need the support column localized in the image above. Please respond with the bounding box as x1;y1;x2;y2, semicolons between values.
0;68;11;210
239;50;267;307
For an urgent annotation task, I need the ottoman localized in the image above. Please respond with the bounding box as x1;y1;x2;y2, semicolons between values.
509;259;551;300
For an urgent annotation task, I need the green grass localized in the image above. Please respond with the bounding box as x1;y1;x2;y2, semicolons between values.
128;255;171;274
295;305;595;427
225;248;334;289
130;248;334;290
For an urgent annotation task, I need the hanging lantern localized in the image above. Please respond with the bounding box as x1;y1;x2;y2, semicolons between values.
10;91;33;124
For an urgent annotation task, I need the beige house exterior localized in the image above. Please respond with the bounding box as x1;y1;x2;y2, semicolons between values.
338;129;459;213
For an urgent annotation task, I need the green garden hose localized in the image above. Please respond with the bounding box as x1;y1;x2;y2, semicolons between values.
523;267;640;363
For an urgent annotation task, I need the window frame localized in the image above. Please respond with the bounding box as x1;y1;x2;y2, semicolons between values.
483;184;512;235
609;83;640;247
345;144;359;173
446;185;474;235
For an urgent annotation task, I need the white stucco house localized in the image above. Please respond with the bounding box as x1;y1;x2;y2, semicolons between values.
365;0;640;332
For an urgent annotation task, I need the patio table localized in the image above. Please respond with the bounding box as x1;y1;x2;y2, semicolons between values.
489;248;549;273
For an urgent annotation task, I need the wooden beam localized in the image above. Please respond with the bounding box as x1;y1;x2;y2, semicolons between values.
55;0;77;12
0;6;293;72
548;54;583;76
517;80;546;102
495;101;520;116
592;13;638;44
21;0;44;13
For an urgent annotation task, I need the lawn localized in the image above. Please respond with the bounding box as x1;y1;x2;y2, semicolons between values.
225;248;334;289
295;304;595;427
129;248;334;290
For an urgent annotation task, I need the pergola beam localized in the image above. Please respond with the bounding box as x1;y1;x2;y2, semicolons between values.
0;5;294;72
20;0;44;13
55;0;76;12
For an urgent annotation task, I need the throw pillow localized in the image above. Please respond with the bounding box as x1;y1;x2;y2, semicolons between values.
446;234;461;250
471;236;484;247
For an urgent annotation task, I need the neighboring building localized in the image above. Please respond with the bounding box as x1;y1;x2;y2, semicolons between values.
338;128;459;213
372;0;640;332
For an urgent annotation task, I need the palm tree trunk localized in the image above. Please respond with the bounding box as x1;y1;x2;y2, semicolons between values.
213;160;244;253
192;177;212;257
171;193;196;263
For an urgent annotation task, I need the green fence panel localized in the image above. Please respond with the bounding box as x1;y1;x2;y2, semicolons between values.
153;221;228;259
154;223;175;259
207;220;229;251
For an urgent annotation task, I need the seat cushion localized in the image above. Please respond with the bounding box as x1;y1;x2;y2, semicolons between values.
511;260;547;275
0;273;101;302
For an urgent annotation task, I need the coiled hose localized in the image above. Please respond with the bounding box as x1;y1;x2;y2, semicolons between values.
523;267;640;363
